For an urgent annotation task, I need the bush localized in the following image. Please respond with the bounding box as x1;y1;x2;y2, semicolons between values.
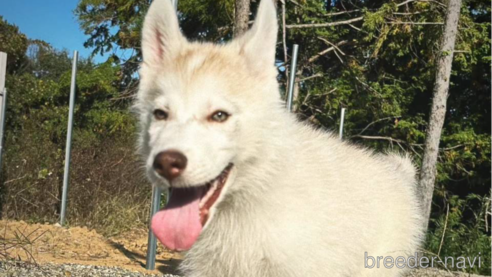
0;40;148;236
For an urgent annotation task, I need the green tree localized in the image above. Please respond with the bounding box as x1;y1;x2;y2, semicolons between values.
0;17;147;235
24;40;73;80
0;16;28;73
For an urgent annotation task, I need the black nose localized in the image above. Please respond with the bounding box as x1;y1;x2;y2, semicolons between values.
153;150;188;181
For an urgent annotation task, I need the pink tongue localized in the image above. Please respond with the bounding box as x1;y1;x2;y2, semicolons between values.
151;188;205;251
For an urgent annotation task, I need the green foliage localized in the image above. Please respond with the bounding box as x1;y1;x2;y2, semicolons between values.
0;16;28;73
425;193;491;273
5;59;134;144
25;40;73;80
0;17;144;236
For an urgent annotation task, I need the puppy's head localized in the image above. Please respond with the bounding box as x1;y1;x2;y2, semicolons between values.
136;0;280;251
137;0;279;189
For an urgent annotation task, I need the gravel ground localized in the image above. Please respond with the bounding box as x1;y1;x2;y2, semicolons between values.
0;261;181;277
0;261;487;277
405;268;487;277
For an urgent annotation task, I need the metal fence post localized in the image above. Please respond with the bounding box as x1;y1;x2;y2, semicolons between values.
286;44;299;112
339;108;346;140
146;186;162;270
146;0;178;270
60;50;78;226
0;88;7;172
0;52;7;176
0;52;6;95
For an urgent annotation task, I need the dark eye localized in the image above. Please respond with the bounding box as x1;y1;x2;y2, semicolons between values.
209;111;230;122
153;109;168;120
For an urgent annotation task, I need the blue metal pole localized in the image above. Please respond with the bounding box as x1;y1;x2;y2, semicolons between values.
146;186;162;270
286;44;299;112
60;50;78;226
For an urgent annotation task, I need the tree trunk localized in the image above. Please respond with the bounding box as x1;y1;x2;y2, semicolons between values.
234;0;251;37
419;0;462;231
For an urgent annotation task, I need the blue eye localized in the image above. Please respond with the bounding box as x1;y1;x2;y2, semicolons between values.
210;111;230;122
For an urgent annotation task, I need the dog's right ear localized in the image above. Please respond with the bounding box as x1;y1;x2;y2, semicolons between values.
141;0;186;67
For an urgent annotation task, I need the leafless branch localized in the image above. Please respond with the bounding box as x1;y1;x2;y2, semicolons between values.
388;21;444;25
321;10;362;16
332;48;345;64
357;116;400;136
439;144;464;151
320;88;338;96
351;135;463;153
317;37;346;63
395;0;444;7
307;40;348;63
3;175;28;185
298;73;323;82
396;0;419;7
301;88;337;109
393;11;423;15
110;85;138;101
352;135;410;144
437;204;450;256
410;0;447;7
286;17;363;29
348;24;363;32
485;196;490;232
317;37;346;55
355;77;380;95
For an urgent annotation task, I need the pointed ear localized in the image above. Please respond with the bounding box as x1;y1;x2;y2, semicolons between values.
141;0;186;67
237;0;278;69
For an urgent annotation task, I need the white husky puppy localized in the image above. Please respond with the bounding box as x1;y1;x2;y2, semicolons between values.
135;0;423;276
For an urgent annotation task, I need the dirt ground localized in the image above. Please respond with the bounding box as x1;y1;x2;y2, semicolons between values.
1;220;488;277
0;220;182;275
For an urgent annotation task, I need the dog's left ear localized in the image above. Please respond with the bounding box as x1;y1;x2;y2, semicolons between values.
236;0;278;69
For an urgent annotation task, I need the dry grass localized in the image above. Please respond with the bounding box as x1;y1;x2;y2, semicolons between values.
0;222;47;263
1;133;153;237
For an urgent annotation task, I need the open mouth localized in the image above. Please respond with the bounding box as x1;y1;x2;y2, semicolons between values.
151;164;233;251
198;163;233;226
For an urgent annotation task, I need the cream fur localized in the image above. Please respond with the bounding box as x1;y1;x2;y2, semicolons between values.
136;0;424;276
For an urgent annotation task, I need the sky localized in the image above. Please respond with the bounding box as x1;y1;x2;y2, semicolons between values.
0;0;109;63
